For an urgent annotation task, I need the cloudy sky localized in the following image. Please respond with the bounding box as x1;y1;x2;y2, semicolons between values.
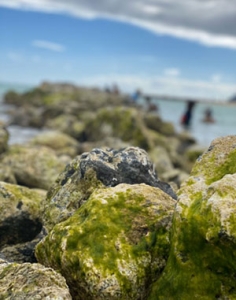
1;0;236;99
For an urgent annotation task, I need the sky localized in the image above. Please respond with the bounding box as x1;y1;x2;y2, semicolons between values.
0;0;236;99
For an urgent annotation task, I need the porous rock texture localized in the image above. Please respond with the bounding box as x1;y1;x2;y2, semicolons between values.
149;136;236;299
36;183;175;300
0;259;72;299
42;147;176;232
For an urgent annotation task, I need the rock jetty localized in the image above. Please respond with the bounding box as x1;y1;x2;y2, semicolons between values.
1;82;234;299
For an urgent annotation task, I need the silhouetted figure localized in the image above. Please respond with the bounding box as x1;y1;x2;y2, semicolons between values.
202;107;215;123
181;100;196;127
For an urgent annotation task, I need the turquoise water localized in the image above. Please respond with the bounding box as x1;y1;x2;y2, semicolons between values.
0;82;236;147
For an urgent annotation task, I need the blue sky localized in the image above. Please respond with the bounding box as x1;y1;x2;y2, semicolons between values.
1;1;236;99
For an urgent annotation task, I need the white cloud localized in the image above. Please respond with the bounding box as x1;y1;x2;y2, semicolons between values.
1;0;236;50
164;68;180;77
78;73;236;100
32;40;65;52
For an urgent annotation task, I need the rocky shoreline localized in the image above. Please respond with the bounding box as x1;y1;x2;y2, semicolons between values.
0;82;234;299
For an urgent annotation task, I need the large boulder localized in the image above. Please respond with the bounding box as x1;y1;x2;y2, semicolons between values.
36;183;175;300
0;145;66;190
0;259;72;299
149;136;236;299
42;147;176;232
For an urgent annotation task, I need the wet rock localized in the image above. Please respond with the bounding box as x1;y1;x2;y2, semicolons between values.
42;147;176;232
36;183;175;300
149;136;236;299
0;259;72;299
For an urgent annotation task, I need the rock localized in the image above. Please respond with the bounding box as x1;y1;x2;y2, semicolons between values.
161;168;190;188
78;137;130;154
8;106;45;128
0;259;72;299
0;145;66;190
0;165;16;184
149;136;236;299
0;181;44;252
148;146;174;176
36;183;175;300
29;130;80;157
0;121;9;154
83;106;150;150
144;113;176;136
184;144;206;163
45;114;86;141
0;228;47;263
177;130;197;154
42;147;177;232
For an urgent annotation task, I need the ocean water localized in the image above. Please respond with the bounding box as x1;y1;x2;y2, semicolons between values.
0;82;45;144
0;82;236;147
150;98;236;148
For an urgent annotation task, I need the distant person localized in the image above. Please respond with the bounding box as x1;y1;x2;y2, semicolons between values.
202;107;215;123
145;95;158;112
180;100;196;127
131;89;142;103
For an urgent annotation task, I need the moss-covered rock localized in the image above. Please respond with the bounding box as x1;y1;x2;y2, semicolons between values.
42;147;176;232
46;114;86;141
143;113;176;136
0;259;72;299
84;106;150;150
29;130;80;157
36;183;175;300
149;136;236;299
0;145;66;190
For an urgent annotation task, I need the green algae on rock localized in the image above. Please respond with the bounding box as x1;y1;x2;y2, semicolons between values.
0;259;72;299
149;135;236;299
36;183;175;300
